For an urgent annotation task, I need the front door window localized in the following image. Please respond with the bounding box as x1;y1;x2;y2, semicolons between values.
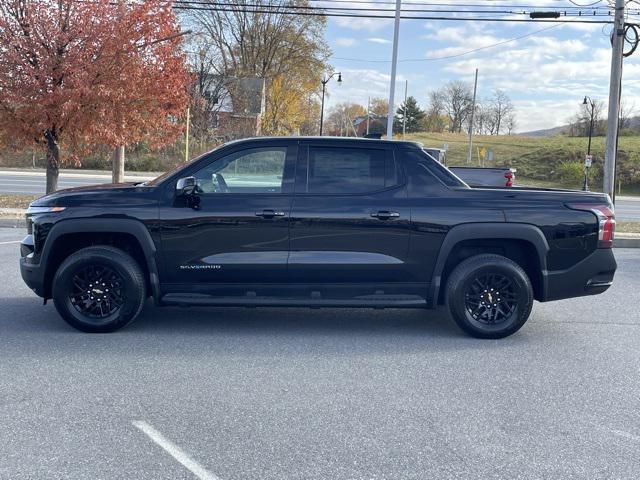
193;147;287;194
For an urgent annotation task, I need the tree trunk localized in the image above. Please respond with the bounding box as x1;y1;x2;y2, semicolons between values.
112;145;125;183
44;130;60;194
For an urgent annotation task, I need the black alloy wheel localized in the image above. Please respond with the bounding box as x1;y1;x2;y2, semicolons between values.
463;273;517;325
52;246;146;333
69;264;125;319
446;254;534;339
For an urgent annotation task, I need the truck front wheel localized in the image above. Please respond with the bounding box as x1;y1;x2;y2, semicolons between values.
52;246;146;333
445;254;533;339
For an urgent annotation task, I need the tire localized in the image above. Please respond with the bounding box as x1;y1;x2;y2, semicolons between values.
52;246;146;333
445;254;533;339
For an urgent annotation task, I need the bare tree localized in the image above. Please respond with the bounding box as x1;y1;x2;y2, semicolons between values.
187;41;230;144
570;100;605;136
619;100;636;131
188;0;328;80
435;81;473;133
185;0;330;136
423;90;447;132
369;97;390;116
473;101;491;135
505;112;517;135
325;102;367;135
489;90;514;135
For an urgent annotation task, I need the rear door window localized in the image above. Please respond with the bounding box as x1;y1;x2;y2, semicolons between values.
306;147;397;194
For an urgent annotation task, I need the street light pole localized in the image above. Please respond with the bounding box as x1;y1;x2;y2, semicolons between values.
466;68;479;165
386;0;402;140
583;96;595;191
319;72;342;136
402;80;408;139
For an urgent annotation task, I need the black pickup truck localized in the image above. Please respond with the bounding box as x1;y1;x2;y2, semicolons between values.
19;137;617;338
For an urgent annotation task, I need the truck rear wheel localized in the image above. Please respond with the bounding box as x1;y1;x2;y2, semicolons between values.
52;246;146;333
445;254;533;339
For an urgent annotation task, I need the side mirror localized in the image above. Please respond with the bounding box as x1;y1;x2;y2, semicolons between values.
176;176;196;196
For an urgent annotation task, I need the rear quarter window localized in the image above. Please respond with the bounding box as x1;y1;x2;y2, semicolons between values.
401;149;468;190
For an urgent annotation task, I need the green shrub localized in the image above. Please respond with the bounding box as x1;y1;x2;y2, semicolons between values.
558;161;585;186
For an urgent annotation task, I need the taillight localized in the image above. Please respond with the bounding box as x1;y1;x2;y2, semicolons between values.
504;170;514;187
568;203;615;248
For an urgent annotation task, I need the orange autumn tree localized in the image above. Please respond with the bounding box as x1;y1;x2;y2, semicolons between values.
0;0;189;193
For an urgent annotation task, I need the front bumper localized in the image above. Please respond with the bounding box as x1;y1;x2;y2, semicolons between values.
19;234;46;297
542;248;617;302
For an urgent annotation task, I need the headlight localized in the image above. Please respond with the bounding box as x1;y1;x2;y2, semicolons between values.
26;206;66;214
25;206;65;238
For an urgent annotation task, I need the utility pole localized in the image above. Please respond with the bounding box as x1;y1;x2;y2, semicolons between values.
467;68;479;165
184;106;191;162
402;80;408;139
386;0;402;140
366;97;370;135
604;0;625;202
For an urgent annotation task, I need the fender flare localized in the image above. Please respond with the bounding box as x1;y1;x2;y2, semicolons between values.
427;222;550;306
41;218;161;301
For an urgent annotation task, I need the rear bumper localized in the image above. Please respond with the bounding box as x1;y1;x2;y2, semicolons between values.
19;234;46;298
542;248;616;302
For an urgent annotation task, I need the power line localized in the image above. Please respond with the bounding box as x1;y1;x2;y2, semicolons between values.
310;0;611;8
171;3;615;22
175;0;610;15
173;1;546;15
332;23;564;63
568;0;604;5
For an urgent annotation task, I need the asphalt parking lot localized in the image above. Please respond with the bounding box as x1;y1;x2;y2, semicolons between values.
1;227;639;479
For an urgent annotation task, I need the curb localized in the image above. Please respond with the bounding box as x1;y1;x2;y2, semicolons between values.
614;235;640;248
0;218;23;229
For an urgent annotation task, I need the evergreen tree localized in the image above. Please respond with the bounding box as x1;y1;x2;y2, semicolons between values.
394;96;426;134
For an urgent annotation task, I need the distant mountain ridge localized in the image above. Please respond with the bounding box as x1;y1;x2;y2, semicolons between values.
521;116;640;137
520;125;568;137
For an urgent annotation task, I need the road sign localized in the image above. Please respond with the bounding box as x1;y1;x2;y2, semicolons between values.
585;154;593;167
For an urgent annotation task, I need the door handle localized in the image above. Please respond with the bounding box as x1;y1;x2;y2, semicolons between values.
371;211;400;220
255;209;286;218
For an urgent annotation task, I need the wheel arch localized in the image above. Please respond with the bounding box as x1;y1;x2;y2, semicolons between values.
40;218;160;301
428;223;549;306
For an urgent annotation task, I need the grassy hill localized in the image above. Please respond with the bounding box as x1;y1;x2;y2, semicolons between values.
406;132;640;194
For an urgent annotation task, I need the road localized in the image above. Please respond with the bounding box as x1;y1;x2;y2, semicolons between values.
0;228;639;479
2;169;640;220
0;169;156;195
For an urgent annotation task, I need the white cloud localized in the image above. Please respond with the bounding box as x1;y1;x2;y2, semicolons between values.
422;25;496;43
513;98;608;132
529;37;587;54
323;68;391;108
367;37;391;44
335;38;357;47
442;46;612;95
562;17;606;32
333;17;391;32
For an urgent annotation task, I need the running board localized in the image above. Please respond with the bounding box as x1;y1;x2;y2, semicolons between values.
161;293;427;308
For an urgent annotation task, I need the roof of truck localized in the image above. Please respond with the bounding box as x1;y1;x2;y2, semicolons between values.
222;136;423;148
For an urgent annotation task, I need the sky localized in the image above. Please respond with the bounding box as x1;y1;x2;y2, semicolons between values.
319;0;640;133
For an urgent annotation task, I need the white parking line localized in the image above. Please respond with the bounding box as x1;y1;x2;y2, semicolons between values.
132;420;221;480
0;241;21;245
